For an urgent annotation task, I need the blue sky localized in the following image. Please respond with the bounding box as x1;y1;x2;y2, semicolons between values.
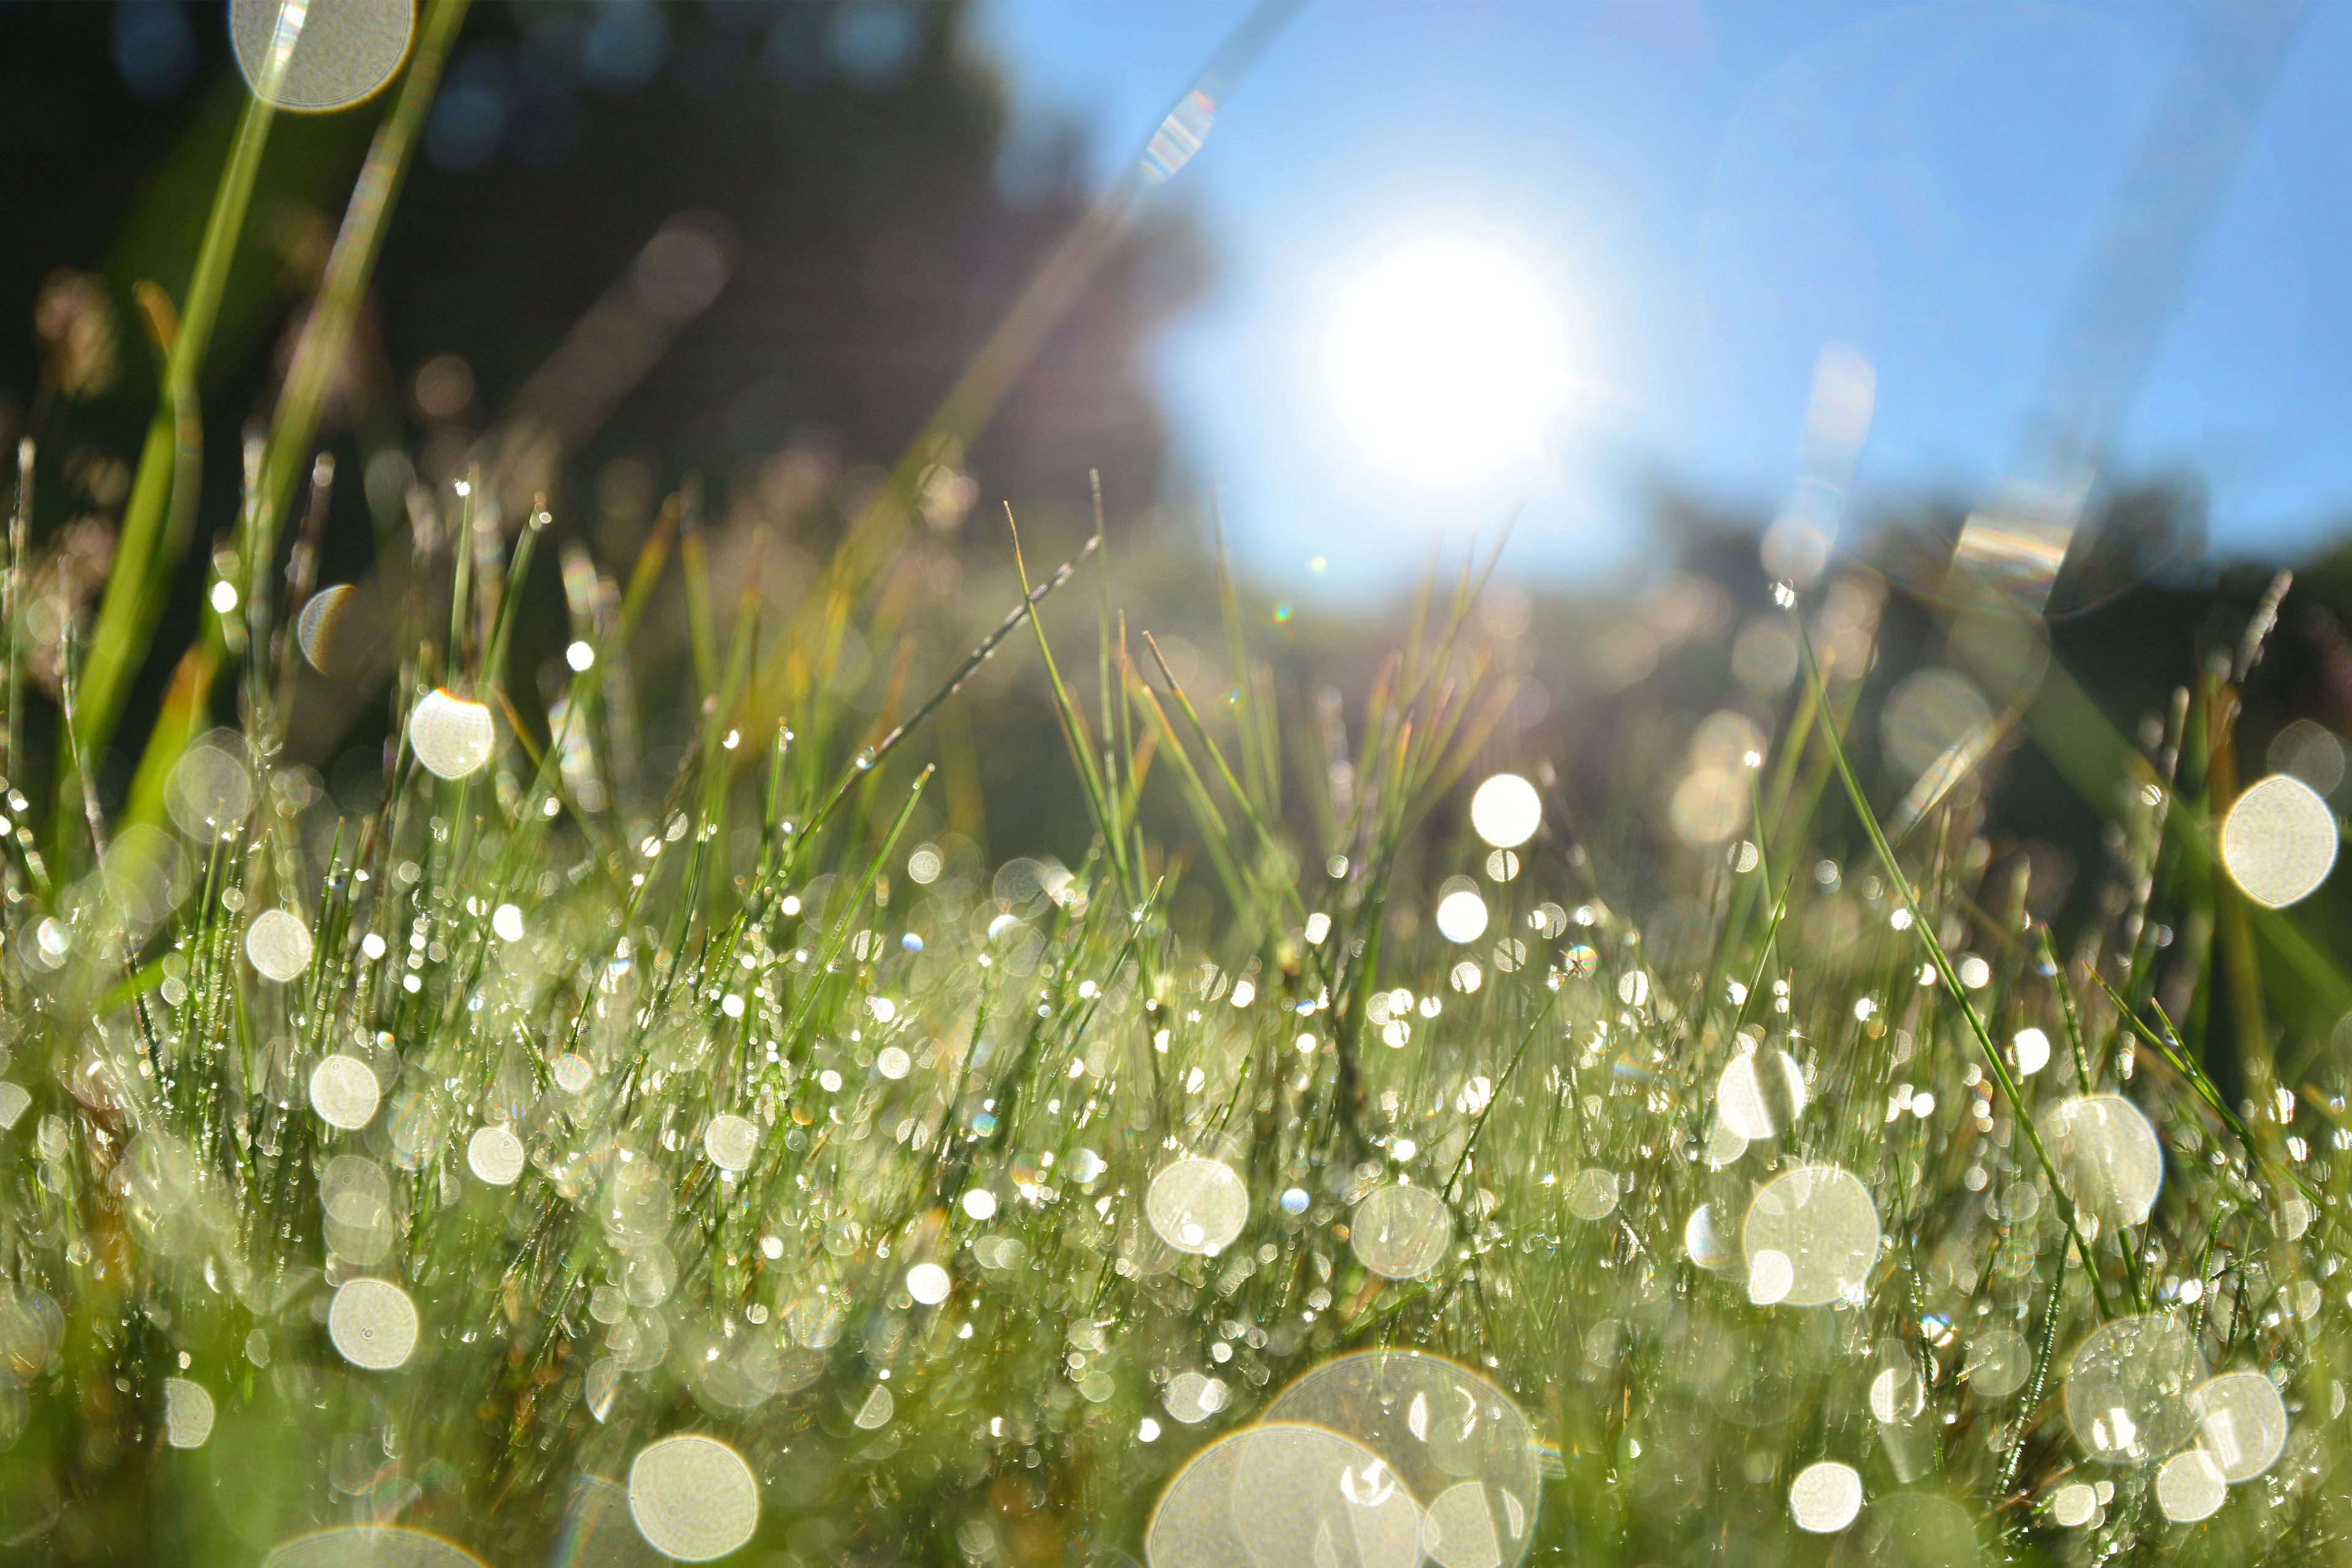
973;1;2352;595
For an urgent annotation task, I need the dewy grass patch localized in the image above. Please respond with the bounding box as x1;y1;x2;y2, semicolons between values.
0;6;2349;1567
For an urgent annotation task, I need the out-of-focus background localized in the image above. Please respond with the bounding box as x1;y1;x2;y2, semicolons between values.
3;0;2350;979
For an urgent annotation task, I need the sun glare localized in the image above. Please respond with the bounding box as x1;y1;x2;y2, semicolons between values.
1327;244;1564;478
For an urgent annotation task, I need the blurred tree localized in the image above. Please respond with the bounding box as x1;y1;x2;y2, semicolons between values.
0;0;1207;800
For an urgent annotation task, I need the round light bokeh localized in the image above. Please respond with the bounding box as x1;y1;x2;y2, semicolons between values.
1146;1157;1249;1256
230;0;413;112
466;1125;525;1186
2065;1313;2203;1463
246;908;314;982
407;689;495;780
1716;1046;1807;1141
628;1434;760;1561
1683;1204;1735;1270
2048;1482;2099;1528
1147;1422;1422;1568
162;1376;214;1449
1963;1327;2030;1398
1741;1164;1880;1306
1469;774;1542;850
1563;1168;1618;1222
309;1054;382;1131
297;584;366;679
1434;891;1490;945
261;1526;484;1568
703;1114;759;1173
2154;1447;2226;1523
328;1277;418;1371
2011;1027;2051;1078
2219;773;2337;909
1164;1371;1231;1425
2035;1093;2162;1234
164;734;254;838
1789;1460;1863;1532
1351;1185;1453;1280
2192;1370;2288;1482
1261;1350;1539;1568
906;1262;951;1305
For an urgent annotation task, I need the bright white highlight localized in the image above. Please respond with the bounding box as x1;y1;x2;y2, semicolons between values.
408;689;495;780
163;1378;215;1448
246;908;314;982
328;1277;418;1370
1469;774;1542;849
1789;1460;1862;1532
703;1114;759;1173
907;1263;951;1305
467;1125;525;1186
629;1434;760;1561
2013;1027;2052;1078
1434;890;1490;944
309;1055;381;1130
1329;244;1564;478
2220;774;2337;908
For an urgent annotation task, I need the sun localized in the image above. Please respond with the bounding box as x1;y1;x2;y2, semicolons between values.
1327;243;1564;479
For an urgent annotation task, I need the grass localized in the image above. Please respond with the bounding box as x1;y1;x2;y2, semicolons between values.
3;23;2352;1568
